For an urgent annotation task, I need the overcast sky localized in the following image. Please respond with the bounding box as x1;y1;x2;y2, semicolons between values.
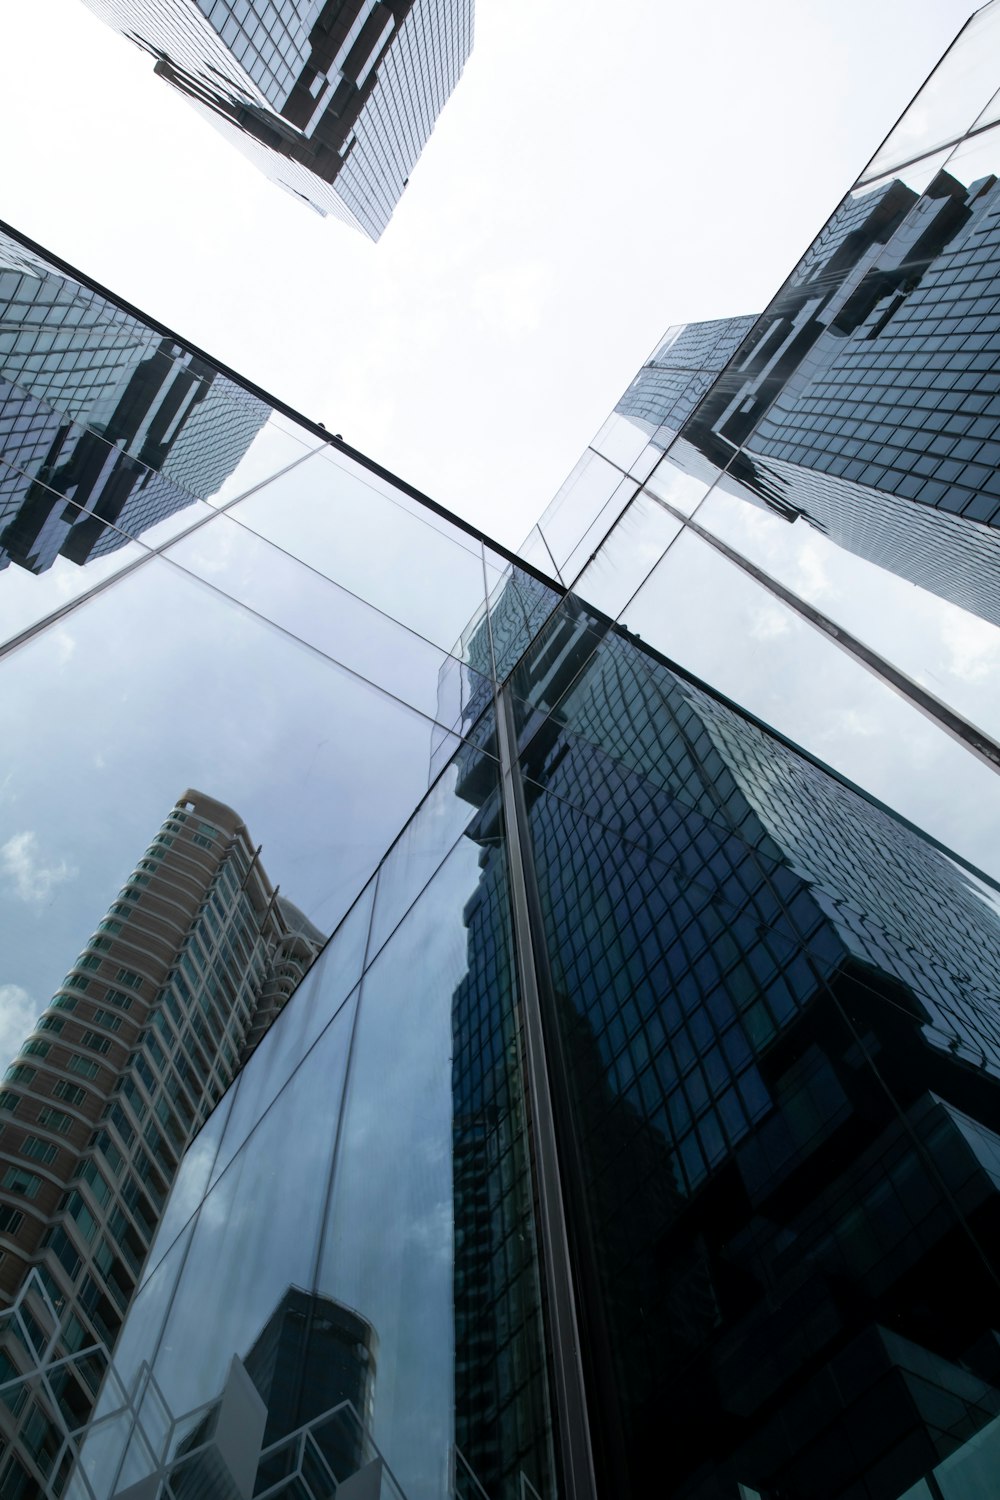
0;0;982;546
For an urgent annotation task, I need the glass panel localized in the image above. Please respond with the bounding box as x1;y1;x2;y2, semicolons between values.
367;745;499;962
517;525;561;584
589;412;653;472
624;529;1000;880
0;555;462;1032
483;560;563;685
572;490;684;621
223;448;491;657
141;1086;239;1284
75;1218;199;1496
559;474;638;589
163;513;491;731
534;449;624;575
316;833;554;1500
642;439;717;516
859;5;1000;182
0;471;148;652
203;415;322;509
619;315;759;456
205;956;370;1194
0;398;219;567
694;484;1000;742
125;992;357;1442
512;617;1000;1499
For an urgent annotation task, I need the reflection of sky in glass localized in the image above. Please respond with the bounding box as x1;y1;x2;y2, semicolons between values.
860;4;1000;182
0;542;473;1072
87;819;491;1500
621;530;1000;881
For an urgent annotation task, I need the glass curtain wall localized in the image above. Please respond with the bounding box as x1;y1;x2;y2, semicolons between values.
522;0;1000;880
5;10;1000;1494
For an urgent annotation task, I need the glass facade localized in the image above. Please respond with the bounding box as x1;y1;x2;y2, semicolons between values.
79;0;474;234
3;7;1000;1500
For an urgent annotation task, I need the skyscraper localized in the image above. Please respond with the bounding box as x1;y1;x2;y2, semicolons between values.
80;0;474;234
0;234;269;574
606;168;1000;630
2;5;1000;1499
0;791;321;1498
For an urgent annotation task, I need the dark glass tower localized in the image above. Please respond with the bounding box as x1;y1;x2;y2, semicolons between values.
503;599;1000;1498
81;0;474;234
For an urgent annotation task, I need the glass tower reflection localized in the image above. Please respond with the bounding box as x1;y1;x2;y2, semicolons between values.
0;233;269;574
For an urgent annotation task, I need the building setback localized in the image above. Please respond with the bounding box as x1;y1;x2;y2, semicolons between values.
80;0;474;235
0;791;321;1498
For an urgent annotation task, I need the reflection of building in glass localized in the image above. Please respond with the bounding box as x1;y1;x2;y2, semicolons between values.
80;0;474;235
508;604;1000;1496
674;172;1000;624
0;791;322;1499
451;753;554;1500
246;1287;378;1485
0;233;269;573
615;314;757;446
5;7;1000;1493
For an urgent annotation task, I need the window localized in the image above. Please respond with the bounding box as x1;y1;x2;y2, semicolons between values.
192;833;214;850
0;1206;24;1235
92;1009;124;1031
90;937;113;953
80;1161;110;1206
0;1092;19;1114
23;1040;49;1058
2;1167;41;1198
68;1056;100;1080
65;1192;97;1244
80;1032;111;1055
4;1065;35;1086
66;975;90;992
43;1225;80;1281
37;1107;72;1135
99;920;123;936
52;1081;86;1106
39;1016;64;1033
80;955;102;972
116;969;143;991
21;1136;57;1166
103;991;132;1012
54;995;78;1012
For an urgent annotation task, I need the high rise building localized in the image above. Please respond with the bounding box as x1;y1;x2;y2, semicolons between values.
606;167;1000;629
80;0;474;234
0;235;269;574
2;6;1000;1500
0;790;321;1498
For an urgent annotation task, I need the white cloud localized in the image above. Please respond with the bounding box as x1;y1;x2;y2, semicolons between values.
0;983;39;1075
0;831;77;903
